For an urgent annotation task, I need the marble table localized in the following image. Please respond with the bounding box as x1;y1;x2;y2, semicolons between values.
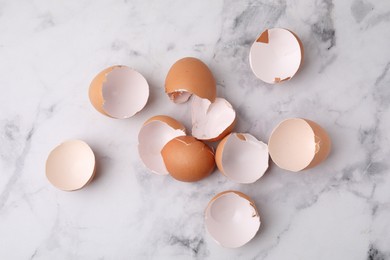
1;0;390;259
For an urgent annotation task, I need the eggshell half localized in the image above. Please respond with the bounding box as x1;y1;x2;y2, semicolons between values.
165;57;216;103
205;191;261;248
215;133;269;183
161;136;215;182
249;28;304;84
268;118;331;172
46;140;96;191
89;65;149;119
191;96;236;142
138;115;186;175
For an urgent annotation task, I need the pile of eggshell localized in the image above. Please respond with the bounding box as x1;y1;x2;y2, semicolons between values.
46;28;331;248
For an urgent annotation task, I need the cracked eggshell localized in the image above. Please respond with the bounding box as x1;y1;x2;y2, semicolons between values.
89;65;149;119
215;133;269;184
46;140;96;191
165;57;216;103
268;118;331;172
161;136;215;182
249;28;304;84
205;191;261;248
138;115;186;175
191;96;236;142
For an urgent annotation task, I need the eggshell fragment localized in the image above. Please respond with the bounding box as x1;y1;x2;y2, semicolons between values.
268;118;331;172
215;133;269;183
191;96;236;142
138;115;186;175
205;191;260;248
46;140;96;191
249;28;304;84
161;136;215;182
89;65;149;119
165;57;216;103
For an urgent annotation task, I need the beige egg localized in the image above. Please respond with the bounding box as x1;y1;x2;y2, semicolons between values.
268;118;331;172
216;133;269;183
161;136;215;182
46;140;96;191
89;65;149;119
165;57;216;103
249;28;304;84
138;115;186;175
205;191;261;248
191;96;236;142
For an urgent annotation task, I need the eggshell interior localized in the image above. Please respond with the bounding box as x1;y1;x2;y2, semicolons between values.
165;57;216;103
205;191;260;248
46;140;96;191
268;118;331;172
161;136;215;182
138;116;186;175
89;66;149;119
216;133;269;184
102;66;149;118
249;28;303;84
191;96;236;141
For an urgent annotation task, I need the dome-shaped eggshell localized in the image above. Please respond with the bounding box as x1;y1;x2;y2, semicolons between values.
165;57;216;103
161;136;215;182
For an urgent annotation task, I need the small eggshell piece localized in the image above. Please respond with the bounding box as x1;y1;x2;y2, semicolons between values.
138;115;186;175
216;133;269;183
205;191;261;248
191;96;236;141
268;118;331;172
46;140;96;191
161;136;215;182
249;28;304;84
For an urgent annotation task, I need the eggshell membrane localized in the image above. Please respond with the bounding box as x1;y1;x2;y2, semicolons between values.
205;191;260;248
46;140;96;191
165;57;216;103
215;133;269;184
191;96;236;141
268;118;331;172
161;136;215;182
249;28;303;84
89;66;149;119
138;115;186;175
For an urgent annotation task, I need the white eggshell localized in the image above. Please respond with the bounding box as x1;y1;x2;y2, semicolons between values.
217;133;269;183
138;118;186;175
249;28;303;84
191;96;236;141
102;66;149;118
205;191;261;248
46;140;96;191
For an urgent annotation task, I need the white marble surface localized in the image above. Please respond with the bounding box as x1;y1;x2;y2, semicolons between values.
1;0;390;259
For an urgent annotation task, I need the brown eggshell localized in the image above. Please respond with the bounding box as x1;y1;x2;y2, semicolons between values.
204;190;261;248
268;118;331;172
165;57;216;103
89;65;149;119
161;136;215;182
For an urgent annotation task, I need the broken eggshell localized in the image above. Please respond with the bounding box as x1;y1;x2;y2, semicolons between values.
205;191;261;248
268;118;331;172
89;65;149;119
249;28;304;84
46;140;96;191
161;136;215;182
165;57;216;103
191;96;236;142
215;133;269;184
138;115;186;175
